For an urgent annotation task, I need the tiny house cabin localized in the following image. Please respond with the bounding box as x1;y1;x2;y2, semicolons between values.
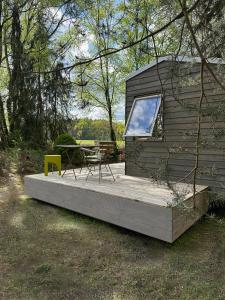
125;56;225;197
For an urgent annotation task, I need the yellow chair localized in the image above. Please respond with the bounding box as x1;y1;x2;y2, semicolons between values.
44;155;61;176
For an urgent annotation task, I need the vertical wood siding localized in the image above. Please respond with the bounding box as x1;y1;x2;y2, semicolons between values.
125;61;225;195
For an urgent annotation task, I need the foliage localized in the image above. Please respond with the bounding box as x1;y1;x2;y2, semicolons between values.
0;150;10;178
54;133;82;165
0;0;87;148
74;0;125;141
0;148;45;184
17;149;45;175
73;118;125;141
54;133;76;147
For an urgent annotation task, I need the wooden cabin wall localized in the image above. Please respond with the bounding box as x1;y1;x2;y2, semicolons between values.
125;60;225;197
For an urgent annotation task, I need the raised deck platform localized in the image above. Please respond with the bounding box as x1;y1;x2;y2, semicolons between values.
24;163;208;243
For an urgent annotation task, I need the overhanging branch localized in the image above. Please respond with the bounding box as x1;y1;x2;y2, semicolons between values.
32;0;201;74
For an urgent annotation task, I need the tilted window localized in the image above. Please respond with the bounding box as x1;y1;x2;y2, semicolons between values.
124;95;162;138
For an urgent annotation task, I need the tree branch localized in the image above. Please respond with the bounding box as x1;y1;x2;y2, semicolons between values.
33;0;201;74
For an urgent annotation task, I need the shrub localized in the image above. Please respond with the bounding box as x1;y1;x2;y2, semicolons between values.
18;149;44;175
0;151;10;182
54;133;82;166
54;133;76;147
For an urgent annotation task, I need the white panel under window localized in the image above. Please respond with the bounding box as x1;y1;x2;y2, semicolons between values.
125;95;161;137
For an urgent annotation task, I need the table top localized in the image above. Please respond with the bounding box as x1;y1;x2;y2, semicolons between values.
56;144;98;148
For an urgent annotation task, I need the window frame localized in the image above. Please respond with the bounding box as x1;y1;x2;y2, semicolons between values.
124;94;162;137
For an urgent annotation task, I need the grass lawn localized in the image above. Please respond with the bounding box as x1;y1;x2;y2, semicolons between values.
77;140;125;148
1;159;225;299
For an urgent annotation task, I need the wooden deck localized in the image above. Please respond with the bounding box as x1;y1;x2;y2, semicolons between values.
24;163;208;243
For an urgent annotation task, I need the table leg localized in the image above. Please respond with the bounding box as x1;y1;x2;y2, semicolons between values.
61;149;77;180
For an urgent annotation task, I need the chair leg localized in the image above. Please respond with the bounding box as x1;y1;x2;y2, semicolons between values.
107;164;115;181
86;167;91;181
99;162;102;183
103;164;108;171
62;169;66;177
58;162;61;176
72;168;77;180
87;164;93;175
44;161;48;176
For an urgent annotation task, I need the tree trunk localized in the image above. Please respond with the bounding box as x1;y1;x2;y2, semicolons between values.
9;3;27;139
0;0;8;147
37;67;44;146
0;95;8;148
9;3;22;132
0;0;2;64
108;106;116;142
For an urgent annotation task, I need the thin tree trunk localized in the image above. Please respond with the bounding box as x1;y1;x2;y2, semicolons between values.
9;3;23;132
37;66;44;145
0;0;8;147
4;22;12;130
0;0;3;64
108;106;116;142
0;95;8;147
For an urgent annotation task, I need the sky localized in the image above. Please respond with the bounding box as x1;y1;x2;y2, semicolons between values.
73;101;125;121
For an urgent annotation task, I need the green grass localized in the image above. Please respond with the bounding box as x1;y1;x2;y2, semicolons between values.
1;160;225;299
77;140;125;148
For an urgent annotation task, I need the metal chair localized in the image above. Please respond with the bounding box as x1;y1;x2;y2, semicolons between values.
81;147;115;183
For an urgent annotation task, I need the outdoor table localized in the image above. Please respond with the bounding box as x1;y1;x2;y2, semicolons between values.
56;144;98;179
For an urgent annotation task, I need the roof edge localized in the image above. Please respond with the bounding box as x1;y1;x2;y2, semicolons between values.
125;55;225;81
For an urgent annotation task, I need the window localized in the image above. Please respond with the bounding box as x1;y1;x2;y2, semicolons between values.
124;95;162;137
